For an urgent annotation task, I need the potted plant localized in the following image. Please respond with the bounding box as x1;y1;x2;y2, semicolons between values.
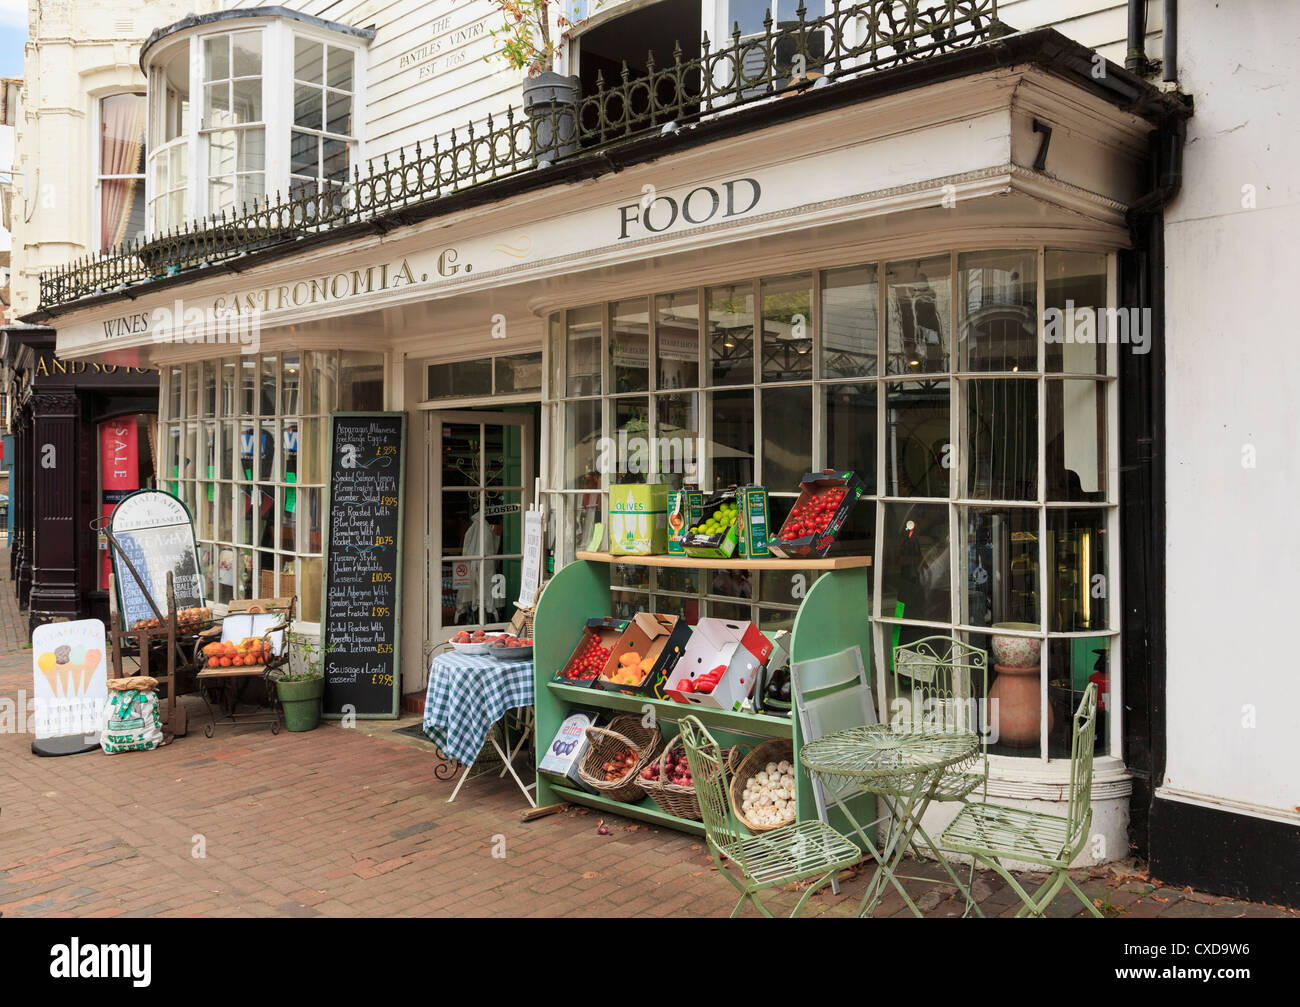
277;632;330;732
486;1;595;164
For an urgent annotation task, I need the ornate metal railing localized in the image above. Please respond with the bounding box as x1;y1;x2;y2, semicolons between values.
39;0;1002;309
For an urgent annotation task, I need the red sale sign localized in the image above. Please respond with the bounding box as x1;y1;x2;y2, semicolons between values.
100;421;139;589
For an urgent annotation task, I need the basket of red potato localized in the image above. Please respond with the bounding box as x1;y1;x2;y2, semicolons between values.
576;714;663;802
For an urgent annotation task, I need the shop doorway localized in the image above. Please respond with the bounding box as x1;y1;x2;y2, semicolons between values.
425;410;536;647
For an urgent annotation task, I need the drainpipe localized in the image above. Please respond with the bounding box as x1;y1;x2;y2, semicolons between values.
1163;0;1178;83
1127;0;1153;75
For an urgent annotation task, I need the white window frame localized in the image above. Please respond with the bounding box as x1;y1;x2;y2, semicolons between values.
92;91;148;253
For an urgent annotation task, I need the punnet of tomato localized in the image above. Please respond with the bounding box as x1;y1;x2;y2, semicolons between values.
552;617;628;688
769;469;866;559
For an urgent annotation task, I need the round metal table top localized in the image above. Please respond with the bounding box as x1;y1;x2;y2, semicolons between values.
799;724;979;786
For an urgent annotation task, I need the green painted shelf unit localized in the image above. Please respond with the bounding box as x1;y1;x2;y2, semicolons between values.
532;553;876;841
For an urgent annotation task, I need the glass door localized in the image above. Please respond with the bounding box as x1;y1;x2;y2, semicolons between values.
427;411;535;647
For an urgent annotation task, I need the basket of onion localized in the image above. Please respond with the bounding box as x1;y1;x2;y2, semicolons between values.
728;738;798;833
575;714;663;803
634;734;703;819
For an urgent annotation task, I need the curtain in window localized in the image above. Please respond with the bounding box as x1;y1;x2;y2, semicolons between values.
100;94;147;250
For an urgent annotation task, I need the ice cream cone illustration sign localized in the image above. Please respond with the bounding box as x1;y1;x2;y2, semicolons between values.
32;618;108;757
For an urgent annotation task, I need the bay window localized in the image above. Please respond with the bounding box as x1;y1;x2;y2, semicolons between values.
542;246;1121;765
141;12;366;238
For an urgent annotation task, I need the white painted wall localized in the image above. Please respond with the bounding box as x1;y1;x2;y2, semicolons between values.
1162;1;1300;823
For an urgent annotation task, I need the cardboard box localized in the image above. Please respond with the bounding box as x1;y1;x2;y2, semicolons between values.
597;612;692;700
769;470;867;559
681;491;739;559
736;485;772;559
539;710;604;792
667;490;704;556
553;617;628;687
665;618;774;711
609;483;669;555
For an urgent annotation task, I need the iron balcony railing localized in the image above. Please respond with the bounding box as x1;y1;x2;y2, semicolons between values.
40;0;1003;309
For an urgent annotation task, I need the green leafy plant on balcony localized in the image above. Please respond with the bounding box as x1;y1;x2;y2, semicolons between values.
485;1;596;75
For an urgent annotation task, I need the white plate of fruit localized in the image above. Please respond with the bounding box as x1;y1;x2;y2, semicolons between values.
449;629;502;654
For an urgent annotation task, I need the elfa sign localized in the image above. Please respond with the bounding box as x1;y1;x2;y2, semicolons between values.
617;177;762;239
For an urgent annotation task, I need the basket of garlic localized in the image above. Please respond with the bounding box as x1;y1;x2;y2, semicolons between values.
728;739;797;833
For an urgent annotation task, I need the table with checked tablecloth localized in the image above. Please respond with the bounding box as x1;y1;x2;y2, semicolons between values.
422;652;537;806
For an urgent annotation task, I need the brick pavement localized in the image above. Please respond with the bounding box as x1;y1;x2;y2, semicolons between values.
0;549;1293;918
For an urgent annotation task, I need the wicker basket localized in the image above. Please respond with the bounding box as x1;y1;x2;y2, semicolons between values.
576;715;663;803
729;738;796;833
639;737;744;821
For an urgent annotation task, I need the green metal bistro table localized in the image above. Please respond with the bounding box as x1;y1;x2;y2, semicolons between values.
800;724;981;917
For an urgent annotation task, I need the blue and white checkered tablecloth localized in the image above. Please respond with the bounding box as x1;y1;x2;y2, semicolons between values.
422;652;535;767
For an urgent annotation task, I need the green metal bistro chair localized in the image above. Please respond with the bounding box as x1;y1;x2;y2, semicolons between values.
789;645;884;894
940;684;1103;918
891;636;990;802
677;715;861;918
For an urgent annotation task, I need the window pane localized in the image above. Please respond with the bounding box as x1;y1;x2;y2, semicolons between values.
566;305;602;396
1046;379;1106;501
957;249;1037;371
760;273;812;382
326;90;351;136
169;143;188;184
821;264;878;378
294;37;324;83
886;255;950;374
825;382;876;492
240;357;257;415
232;77;262;124
428;360;491;399
303;351;336;414
204;35;230;82
613;397;650;482
564;399;601;489
339;352;385;410
880;502;950;623
1046;250;1108;374
322;136;349;181
964;377;1038;501
707;283;754;386
299;418;325;484
961;506;1040;628
232;31;262;77
208;130;236;177
281;355;300;414
294;84;322;130
100;178;146;250
1048;508;1108;632
761;385;811;489
237;173;265;209
709;389;754;488
205;82;231;127
327;46;354;90
1047;636;1110;758
885;379;949;497
290;129;317;177
655;290;699;390
610;297;649;393
655;392;699;487
495;352;542;394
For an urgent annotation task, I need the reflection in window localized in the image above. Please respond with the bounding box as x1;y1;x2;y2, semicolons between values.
887;256;950;374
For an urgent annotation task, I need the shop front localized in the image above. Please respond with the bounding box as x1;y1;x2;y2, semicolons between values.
0;325;160;632
38;28;1182;863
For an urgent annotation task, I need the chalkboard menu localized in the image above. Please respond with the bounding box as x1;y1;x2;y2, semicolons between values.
322;413;406;717
108;490;204;629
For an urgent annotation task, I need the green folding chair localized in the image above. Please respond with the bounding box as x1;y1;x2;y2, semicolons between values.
677;715;862;918
891;635;990;802
940;684;1102;918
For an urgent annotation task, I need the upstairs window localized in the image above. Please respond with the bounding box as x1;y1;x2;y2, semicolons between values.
202;31;265;217
290;37;355;203
97;93;147;251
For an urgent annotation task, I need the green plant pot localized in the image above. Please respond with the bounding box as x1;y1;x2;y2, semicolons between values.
277;675;325;732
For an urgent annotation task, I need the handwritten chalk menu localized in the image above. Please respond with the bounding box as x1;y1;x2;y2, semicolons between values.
108;490;204;630
322;413;406;717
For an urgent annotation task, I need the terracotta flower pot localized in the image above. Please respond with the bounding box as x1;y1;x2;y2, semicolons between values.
989;663;1053;748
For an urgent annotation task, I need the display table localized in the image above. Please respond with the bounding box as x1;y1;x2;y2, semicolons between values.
423;651;536;806
533;551;875;838
800;725;980;917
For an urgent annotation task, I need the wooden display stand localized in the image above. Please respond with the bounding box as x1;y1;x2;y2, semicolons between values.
533;551;877;839
107;571;206;738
